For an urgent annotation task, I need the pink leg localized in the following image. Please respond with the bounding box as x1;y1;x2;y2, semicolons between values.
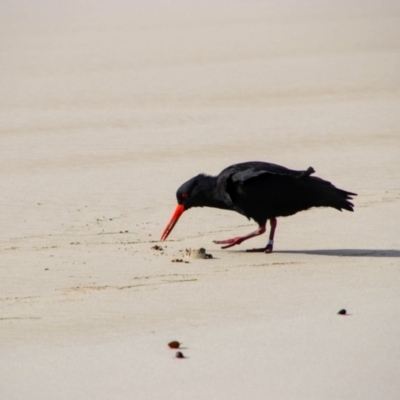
213;224;266;249
246;218;277;253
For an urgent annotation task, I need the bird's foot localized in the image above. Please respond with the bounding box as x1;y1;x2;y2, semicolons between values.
213;237;243;249
246;244;273;253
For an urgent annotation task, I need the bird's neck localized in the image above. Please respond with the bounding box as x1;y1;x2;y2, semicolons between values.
193;175;232;211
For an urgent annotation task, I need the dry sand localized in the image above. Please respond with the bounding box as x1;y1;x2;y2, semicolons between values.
1;0;400;399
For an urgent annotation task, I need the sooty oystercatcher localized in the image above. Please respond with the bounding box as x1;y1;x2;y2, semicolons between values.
160;161;356;253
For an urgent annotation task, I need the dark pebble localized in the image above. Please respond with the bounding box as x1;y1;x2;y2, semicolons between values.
175;351;185;359
337;309;347;315
168;341;180;349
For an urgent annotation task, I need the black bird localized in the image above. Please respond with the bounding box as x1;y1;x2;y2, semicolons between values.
160;161;356;253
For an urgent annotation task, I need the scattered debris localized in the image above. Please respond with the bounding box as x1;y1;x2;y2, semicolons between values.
185;248;213;259
175;351;185;359
171;258;189;263
151;245;163;251
168;341;180;349
337;309;347;315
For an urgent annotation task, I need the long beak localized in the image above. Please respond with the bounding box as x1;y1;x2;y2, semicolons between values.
160;204;185;241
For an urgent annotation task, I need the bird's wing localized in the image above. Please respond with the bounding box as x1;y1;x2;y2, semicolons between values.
215;162;315;216
230;162;314;184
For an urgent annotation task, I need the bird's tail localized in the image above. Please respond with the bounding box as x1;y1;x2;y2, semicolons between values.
307;176;357;212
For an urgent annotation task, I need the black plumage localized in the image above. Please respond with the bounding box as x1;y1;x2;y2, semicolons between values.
161;161;356;253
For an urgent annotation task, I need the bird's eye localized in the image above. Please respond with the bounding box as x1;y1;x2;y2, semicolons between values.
181;193;188;199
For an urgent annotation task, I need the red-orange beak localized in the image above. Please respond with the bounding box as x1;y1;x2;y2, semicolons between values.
160;204;185;241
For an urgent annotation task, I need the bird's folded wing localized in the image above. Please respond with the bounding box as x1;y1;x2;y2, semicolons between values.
215;163;315;217
230;166;314;184
230;169;273;184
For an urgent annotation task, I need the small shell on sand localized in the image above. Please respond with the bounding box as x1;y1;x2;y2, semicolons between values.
185;248;213;259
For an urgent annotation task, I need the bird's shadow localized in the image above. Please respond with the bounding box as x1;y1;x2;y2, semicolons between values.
273;249;400;258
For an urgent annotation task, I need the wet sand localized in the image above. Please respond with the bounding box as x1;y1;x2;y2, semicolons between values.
1;1;400;399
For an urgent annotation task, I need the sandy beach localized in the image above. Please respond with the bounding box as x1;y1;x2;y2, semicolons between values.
1;0;400;398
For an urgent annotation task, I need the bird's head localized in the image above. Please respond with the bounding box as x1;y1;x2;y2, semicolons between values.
160;174;210;241
176;174;207;209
